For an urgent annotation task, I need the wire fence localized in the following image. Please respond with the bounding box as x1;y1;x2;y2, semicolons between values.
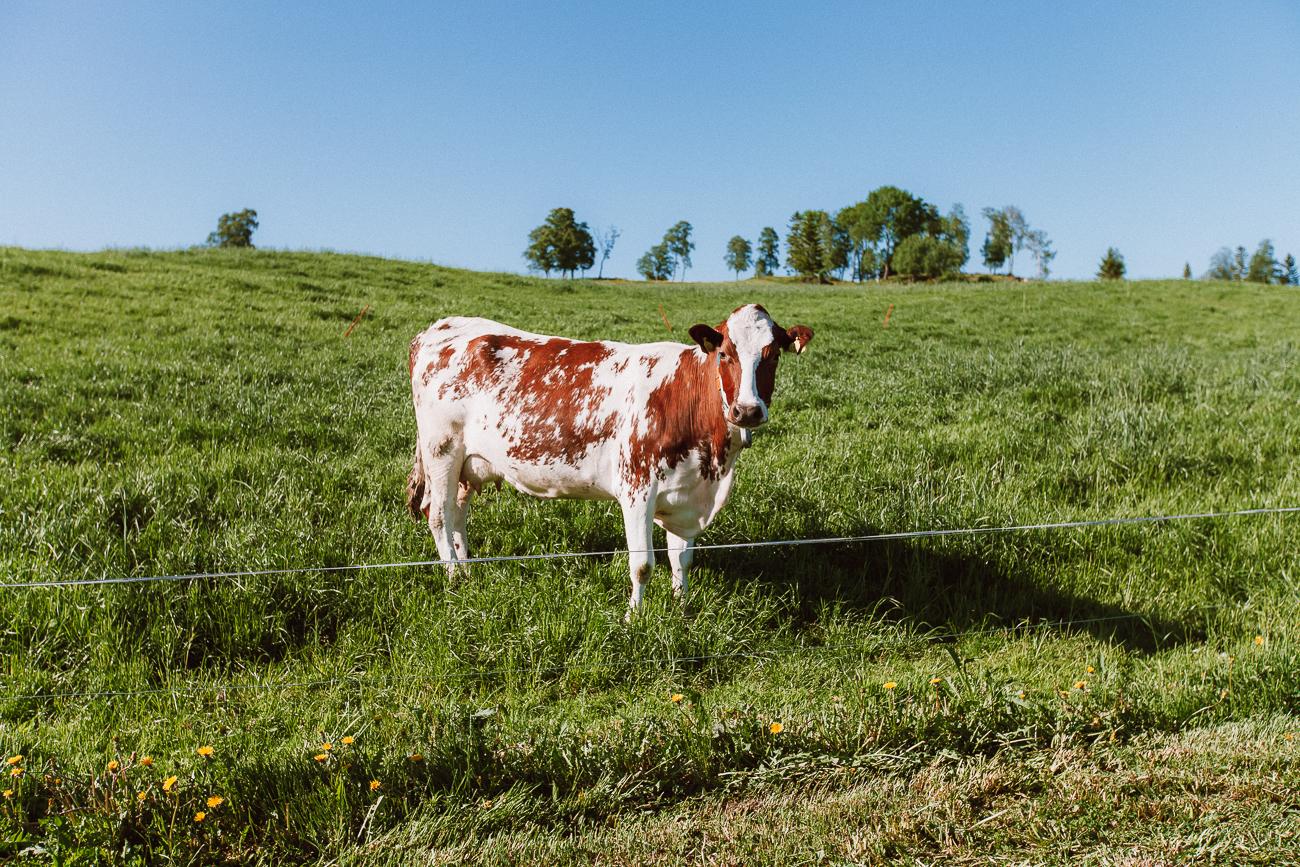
3;505;1297;590
2;504;1293;704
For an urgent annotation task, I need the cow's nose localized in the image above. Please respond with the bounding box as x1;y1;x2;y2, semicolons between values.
729;403;767;428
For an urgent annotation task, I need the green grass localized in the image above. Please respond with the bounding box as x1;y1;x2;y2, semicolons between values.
1;246;1297;864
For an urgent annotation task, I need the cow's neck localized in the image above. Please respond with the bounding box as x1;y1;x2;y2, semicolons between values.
681;350;745;479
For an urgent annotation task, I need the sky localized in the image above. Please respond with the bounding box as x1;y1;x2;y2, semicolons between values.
2;1;1298;281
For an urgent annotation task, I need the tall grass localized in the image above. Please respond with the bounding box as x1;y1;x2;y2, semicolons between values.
1;247;1297;863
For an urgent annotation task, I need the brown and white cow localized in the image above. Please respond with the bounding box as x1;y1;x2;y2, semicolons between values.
406;304;813;612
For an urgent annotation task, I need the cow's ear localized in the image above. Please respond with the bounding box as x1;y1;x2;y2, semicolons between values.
781;324;814;354
689;324;724;352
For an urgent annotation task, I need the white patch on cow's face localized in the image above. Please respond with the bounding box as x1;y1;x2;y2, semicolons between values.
723;305;779;427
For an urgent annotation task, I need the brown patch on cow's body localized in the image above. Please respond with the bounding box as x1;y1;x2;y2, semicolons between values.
623;349;732;490
408;334;423;377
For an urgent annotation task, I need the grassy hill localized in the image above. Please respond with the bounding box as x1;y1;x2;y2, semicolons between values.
1;246;1297;864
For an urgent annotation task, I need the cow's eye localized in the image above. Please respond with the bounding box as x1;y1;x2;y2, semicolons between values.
719;351;729;361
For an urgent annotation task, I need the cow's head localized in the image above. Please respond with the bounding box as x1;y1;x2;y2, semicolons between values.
689;304;813;429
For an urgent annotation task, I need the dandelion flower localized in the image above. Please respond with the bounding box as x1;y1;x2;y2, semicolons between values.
409;753;424;762
321;743;333;751
9;768;22;778
2;790;11;799
1086;666;1095;674
1255;635;1265;646
369;780;381;792
883;682;897;690
196;746;214;758
341;736;354;745
929;677;942;685
1074;681;1086;690
313;754;328;763
769;722;784;734
140;756;153;767
107;760;119;772
1018;690;1026;699
670;693;684;704
137;791;147;802
1285;733;1295;742
206;795;225;809
162;775;178;793
194;811;206;823
5;756;21;766
481;799;493;809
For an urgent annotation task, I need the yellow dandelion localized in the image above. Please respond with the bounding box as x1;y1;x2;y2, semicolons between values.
1285;733;1295;742
9;768;22;778
321;743;333;751
369;780;381;791
1255;635;1265;646
2;789;11;799
162;775;178;793
769;722;784;734
206;795;225;809
139;756;153;767
481;799;493;809
194;811;206;823
1018;690;1026;699
107;760;119;772
5;756;21;766
137;791;147;802
883;681;897;690
670;693;684;704
929;677;942;685
1086;666;1095;674
196;746;214;758
313;753;328;763
340;736;354;745
409;753;424;762
1074;681;1086;690
1220;688;1229;699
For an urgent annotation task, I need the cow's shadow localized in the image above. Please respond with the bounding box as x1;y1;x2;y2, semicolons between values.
690;505;1202;655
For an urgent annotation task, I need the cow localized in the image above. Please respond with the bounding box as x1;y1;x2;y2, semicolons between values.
406;304;813;613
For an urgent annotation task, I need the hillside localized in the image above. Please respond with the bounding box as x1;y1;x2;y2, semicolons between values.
1;247;1298;864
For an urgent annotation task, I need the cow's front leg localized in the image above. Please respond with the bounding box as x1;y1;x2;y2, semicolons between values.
666;530;696;602
620;494;656;617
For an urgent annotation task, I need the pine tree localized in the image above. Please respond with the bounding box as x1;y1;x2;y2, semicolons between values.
1097;247;1126;280
1283;253;1298;286
754;227;780;277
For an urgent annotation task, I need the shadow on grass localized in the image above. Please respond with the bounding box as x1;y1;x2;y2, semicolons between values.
698;518;1204;655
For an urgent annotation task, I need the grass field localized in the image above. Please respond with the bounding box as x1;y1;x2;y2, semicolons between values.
1;246;1297;864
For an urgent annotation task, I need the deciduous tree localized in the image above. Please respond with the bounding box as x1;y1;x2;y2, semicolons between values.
838;186;938;279
524;208;595;278
595;226;620;279
636;242;674;281
1206;247;1239;280
724;236;752;280
207;209;258;248
981;208;1012;273
663;221;694;281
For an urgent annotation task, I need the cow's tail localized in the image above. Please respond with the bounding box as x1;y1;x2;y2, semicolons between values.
406;445;426;520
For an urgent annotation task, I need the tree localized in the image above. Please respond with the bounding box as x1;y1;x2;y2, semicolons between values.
838;186;938;279
940;204;971;272
1097;247;1126;280
595;226;620;279
1246;239;1279;284
1284;254;1298;286
1024;228;1055;279
892;234;965;280
754;227;780;277
663;221;694;281
785;210;838;282
724;236;752;280
981;208;1012;273
207;209;258;248
1183;262;1192;279
523;208;595;278
636;242;674;281
1234;246;1248;280
1205;247;1239;280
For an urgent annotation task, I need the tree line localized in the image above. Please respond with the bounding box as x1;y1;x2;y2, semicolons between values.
1198;240;1297;285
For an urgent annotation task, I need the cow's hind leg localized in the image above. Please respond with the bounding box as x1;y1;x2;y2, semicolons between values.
620;493;656;618
420;435;465;577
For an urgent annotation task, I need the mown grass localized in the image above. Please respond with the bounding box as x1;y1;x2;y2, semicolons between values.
0;246;1297;864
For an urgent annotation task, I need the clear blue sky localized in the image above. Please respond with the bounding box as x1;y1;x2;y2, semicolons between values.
3;1;1297;281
